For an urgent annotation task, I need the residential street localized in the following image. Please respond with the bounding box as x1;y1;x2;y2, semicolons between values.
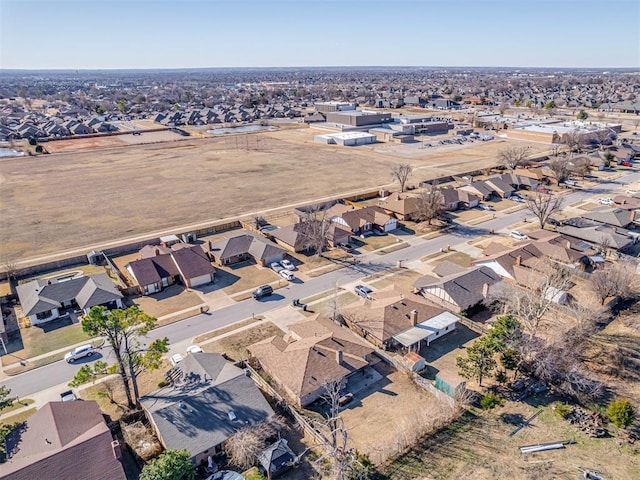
3;171;639;399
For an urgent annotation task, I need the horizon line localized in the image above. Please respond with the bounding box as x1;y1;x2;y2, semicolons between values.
1;65;640;73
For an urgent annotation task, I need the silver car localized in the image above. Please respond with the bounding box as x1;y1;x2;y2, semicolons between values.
64;344;95;363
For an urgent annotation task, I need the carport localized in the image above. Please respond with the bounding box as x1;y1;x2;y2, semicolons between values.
392;311;458;352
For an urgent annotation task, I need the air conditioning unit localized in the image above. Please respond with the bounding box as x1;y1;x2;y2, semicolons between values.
182;232;196;243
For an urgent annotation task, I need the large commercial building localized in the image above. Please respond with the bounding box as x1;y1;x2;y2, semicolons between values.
314;131;377;146
314;101;356;113
506;121;622;144
325;110;392;127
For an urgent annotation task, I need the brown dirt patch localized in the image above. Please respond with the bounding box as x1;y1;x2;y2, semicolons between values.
201;321;284;361
129;284;203;318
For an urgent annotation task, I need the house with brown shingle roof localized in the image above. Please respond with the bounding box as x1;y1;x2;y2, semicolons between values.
413;266;500;313
439;188;481;211
248;315;374;407
340;285;447;350
378;192;420;220
127;244;215;294
269;222;351;253
473;243;545;282
0;401;126;480
327;204;397;234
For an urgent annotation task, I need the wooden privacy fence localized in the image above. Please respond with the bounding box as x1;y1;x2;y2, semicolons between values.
242;362;331;451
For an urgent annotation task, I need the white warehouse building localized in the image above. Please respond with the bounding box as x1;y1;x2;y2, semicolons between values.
313;132;377;146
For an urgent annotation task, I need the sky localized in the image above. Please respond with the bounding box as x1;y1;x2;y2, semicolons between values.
1;0;639;70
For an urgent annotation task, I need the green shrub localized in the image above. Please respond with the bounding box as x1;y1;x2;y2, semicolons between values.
495;370;508;384
554;403;572;419
157;380;169;388
480;392;504;410
607;399;635;428
243;467;265;480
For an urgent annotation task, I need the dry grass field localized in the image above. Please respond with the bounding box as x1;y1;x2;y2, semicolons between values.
0;128;547;263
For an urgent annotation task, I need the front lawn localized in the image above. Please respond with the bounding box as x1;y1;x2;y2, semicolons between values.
1;318;94;367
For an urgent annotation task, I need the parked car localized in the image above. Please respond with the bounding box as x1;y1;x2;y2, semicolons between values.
252;284;273;300
186;345;203;354
626;189;638;196
64;344;95;363
259;225;279;234
170;353;184;366
622;161;633;167
270;262;284;273
598;197;614;206
338;242;355;253
510;231;528;240
279;270;295;281
354;285;373;299
280;259;296;271
564;179;578;187
60;389;77;402
535;186;551;194
510;195;525;203
478;203;494;211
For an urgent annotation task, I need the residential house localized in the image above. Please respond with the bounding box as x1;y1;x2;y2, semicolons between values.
483;177;515;198
127;243;215;294
439;188;481;211
473;243;545;282
127;254;180;295
341;285;445;349
378;192;420;220
524;230;592;269
556;224;637;252
140;353;274;465
491;172;539;191
16;274;123;325
249;314;374;407
208;232;286;266
512;168;548;183
458;181;493;200
580;208;636;228
413;265;501;313
269;222;351;253
613;195;640;210
0;401;126;480
327;204;397;234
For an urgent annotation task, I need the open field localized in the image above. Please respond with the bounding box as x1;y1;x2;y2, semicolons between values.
0;128;546;263
382;401;640;480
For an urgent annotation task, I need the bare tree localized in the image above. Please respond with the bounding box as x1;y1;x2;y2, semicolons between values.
525;192;563;229
497;145;530;170
491;261;574;338
571;156;592;178
322;380;350;480
549;157;573;184
391;163;413;192
413;185;444;225
224;417;286;470
297;205;333;258
561;129;585;155
590;263;638;305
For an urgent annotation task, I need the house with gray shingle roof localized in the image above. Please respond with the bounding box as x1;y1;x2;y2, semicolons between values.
580;208;636;228
140;352;274;465
16;274;123;325
208;232;286;266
